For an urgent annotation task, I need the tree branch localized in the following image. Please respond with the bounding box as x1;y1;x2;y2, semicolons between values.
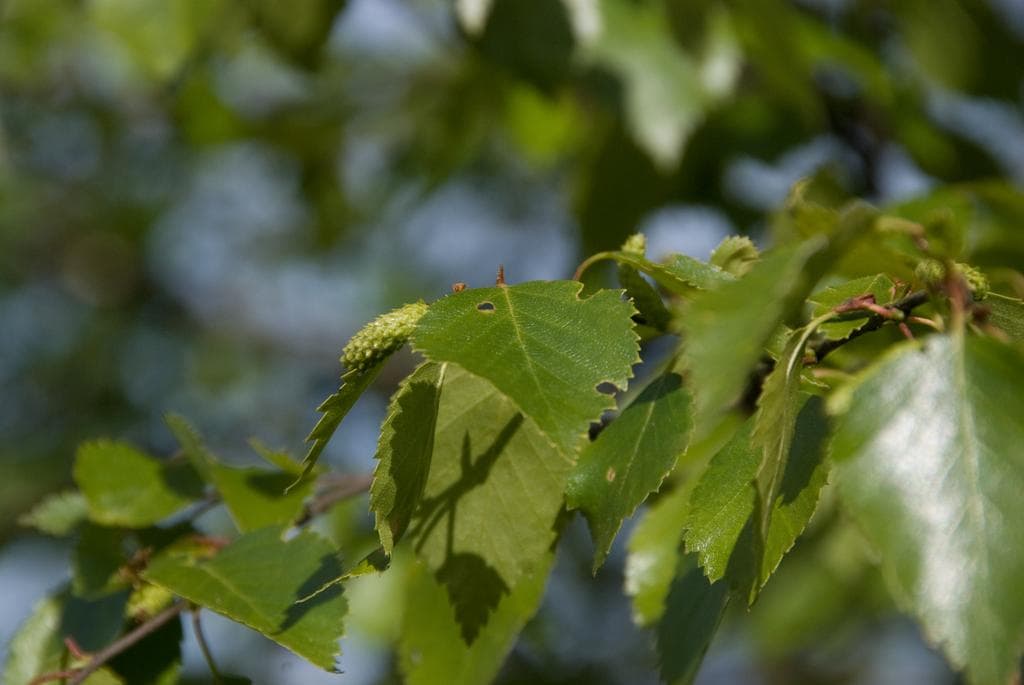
293;472;373;526
191;609;224;682
810;289;930;362
30;601;186;685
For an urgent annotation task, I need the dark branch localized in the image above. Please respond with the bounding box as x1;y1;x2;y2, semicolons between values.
29;602;187;685
293;472;373;526
811;289;930;362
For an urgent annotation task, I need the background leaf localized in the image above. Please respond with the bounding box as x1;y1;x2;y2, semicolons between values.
72;524;127;598
73;440;204;527
830;334;1024;685
413;281;638;457
18;491;88;536
144;526;347;671
624;485;690;627
656;557;730;685
567;365;692;571
3;595;64;685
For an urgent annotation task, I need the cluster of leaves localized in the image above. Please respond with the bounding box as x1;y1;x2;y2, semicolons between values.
9;178;1024;685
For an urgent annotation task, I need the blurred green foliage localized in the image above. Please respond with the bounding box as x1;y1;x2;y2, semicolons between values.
2;0;1024;682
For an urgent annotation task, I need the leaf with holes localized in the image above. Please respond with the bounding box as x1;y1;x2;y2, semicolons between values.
413;281;638;456
830;334;1024;685
567;364;692;571
143;526;347;671
405;364;572;643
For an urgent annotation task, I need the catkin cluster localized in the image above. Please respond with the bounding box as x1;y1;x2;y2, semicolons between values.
341;301;429;372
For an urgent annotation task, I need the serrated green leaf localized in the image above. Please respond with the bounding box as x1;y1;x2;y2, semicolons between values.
682;238;828;434
298;365;384;484
624;486;690;627
830;334;1024;685
18;490;88;536
582;250;735;296
406;364;573;642
3;595;64;685
750;317;833;596
73;524;127;598
371;361;446;554
399;554;552;685
809;274;897;340
413;281;638;456
73;440;204;527
986;292;1024;341
567;366;692;571
683;398;829;595
657;556;730;685
143;526;347;671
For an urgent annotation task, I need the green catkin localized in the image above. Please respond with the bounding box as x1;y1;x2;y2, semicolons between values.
709;235;759;277
341;301;429;372
915;259;990;301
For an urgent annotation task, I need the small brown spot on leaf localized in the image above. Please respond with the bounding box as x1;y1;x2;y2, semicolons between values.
606;467;616;482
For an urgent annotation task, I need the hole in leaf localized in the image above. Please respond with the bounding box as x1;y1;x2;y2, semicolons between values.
595;382;617;395
477;301;495;313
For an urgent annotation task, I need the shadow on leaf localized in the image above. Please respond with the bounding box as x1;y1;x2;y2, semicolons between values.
280;552;345;633
408;412;524;642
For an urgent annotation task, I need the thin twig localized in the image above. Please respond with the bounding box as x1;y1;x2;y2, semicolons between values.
30;602;187;685
67;602;186;685
811;289;930;362
293;473;373;526
191;609;223;682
